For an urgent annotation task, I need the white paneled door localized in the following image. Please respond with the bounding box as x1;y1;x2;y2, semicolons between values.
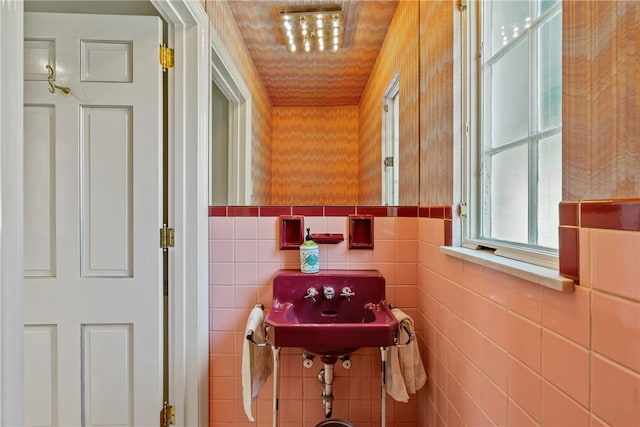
23;13;163;427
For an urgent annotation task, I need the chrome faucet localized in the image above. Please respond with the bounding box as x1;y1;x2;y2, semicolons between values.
304;287;319;302
323;286;335;300
340;286;356;301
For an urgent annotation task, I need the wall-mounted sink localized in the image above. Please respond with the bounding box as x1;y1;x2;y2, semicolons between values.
265;269;399;357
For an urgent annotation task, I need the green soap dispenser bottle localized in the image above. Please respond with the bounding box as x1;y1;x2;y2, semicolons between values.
300;228;319;273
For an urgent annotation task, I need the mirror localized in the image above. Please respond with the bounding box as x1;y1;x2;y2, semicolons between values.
209;1;420;206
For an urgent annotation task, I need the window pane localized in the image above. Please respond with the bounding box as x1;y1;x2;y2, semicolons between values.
537;134;561;248
484;0;529;56
487;145;528;244
539;0;560;17
538;10;562;131
486;37;529;148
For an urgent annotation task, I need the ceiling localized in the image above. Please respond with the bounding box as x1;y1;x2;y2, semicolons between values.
227;0;399;107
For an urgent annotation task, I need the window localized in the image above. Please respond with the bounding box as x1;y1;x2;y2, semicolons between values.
462;0;562;268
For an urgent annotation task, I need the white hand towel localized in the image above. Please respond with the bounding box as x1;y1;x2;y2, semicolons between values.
242;306;273;421
385;308;427;402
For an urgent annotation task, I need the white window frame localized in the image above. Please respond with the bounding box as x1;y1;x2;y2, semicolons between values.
461;0;562;270
382;72;400;206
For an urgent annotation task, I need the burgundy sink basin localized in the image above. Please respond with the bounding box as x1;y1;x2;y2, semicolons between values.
265;269;399;357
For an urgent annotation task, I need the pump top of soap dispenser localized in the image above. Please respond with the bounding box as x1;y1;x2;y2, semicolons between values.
301;228;316;246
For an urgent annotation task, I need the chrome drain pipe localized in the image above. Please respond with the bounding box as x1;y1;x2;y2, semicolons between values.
317;364;335;418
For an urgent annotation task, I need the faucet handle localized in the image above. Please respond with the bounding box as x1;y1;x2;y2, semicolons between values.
340;286;356;301
304;287;319;302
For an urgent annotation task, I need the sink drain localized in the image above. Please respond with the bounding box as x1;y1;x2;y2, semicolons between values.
315;420;354;427
321;310;338;317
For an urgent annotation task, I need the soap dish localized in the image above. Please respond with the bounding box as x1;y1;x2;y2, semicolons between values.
311;233;344;244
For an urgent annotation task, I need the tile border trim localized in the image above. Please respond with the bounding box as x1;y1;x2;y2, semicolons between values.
558;198;640;285
209;205;455;218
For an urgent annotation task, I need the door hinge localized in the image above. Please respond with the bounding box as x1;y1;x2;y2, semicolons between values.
160;402;175;427
160;44;174;71
384;103;389;112
384;156;394;167
459;0;468;11
160;225;175;250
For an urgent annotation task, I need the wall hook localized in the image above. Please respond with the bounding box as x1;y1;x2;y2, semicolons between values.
45;65;71;96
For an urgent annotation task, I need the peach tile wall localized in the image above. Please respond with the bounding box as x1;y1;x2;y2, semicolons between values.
209;215;420;427
416;217;640;427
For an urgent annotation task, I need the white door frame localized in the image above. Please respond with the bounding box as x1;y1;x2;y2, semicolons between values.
0;2;26;425
0;1;210;425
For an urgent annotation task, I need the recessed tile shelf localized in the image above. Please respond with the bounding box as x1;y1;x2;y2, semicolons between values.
349;214;374;249
279;215;304;249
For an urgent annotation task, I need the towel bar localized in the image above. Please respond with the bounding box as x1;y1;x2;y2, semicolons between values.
246;328;270;347
246;330;269;346
246;304;270;347
388;304;415;347
395;323;414;347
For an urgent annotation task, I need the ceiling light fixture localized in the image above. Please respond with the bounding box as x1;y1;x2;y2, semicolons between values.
278;7;344;53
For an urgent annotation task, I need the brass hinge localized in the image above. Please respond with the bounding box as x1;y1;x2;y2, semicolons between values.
160;225;175;250
384;103;389;112
160;44;174;71
160;402;175;427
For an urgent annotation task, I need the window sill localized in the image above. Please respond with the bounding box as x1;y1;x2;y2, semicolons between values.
439;246;575;293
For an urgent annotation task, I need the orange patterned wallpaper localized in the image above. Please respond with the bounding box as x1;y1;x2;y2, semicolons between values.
419;1;455;206
358;0;420;205
563;0;640;200
205;0;273;204
271;106;359;205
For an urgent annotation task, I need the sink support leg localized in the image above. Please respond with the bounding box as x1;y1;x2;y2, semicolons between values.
272;346;281;427
380;347;388;427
